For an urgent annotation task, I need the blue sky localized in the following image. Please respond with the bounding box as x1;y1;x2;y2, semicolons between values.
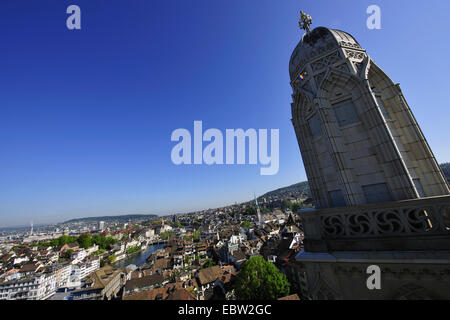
1;0;449;227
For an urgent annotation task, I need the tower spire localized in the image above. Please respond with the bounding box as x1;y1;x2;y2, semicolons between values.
254;194;262;226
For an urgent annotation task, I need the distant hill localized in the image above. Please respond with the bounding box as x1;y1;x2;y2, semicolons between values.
64;214;158;224
260;181;310;199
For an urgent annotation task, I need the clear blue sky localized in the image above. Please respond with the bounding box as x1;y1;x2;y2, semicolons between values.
1;0;449;227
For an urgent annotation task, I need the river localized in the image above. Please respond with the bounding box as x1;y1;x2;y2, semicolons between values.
114;243;165;268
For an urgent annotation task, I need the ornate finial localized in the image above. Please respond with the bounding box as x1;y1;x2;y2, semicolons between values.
299;10;313;33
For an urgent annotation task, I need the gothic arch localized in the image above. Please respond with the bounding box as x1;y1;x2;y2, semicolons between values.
291;91;315;121
317;67;369;107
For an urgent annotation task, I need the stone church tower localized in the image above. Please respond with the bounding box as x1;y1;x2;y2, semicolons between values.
290;27;449;210
290;25;450;300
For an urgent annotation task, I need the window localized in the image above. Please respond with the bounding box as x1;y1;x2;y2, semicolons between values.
333;99;360;127
308;113;322;138
329;190;346;208
362;183;393;204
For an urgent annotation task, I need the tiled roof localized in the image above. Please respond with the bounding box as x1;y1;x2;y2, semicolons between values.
166;288;196;300
125;274;164;291
197;265;221;285
278;294;300;300
231;249;247;262
83;266;123;290
19;262;40;273
124;282;197;300
152;258;171;270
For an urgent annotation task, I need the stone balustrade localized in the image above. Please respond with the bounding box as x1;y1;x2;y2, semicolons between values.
300;195;450;252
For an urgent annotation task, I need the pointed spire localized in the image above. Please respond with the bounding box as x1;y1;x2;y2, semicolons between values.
254;193;263;226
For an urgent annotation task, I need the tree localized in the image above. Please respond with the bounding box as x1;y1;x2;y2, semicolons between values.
77;233;92;249
291;202;303;213
241;221;252;229
58;235;70;246
174;221;182;228
106;254;117;264
104;236;117;249
191;221;201;228
183;235;193;241
92;249;106;256
192;230;200;240
64;249;73;259
262;207;271;214
126;245;141;254
243;206;256;216
234;255;290;300
282;200;291;210
92;234;104;248
91;234;117;250
54;235;77;247
201;259;216;269
160;231;175;240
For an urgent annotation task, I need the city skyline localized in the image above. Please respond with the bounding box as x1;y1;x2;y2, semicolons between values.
1;0;450;227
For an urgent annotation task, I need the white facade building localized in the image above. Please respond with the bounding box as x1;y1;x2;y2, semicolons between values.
68;258;100;287
86;244;99;255
125;240;139;250
53;263;73;288
145;229;155;238
70;249;87;264
0;272;56;300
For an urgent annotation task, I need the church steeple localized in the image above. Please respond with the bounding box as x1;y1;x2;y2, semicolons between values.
289;26;450;209
254;194;263;226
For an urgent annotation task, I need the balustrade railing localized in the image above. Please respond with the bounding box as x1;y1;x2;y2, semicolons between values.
300;195;450;252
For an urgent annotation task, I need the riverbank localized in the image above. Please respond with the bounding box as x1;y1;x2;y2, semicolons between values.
114;243;165;268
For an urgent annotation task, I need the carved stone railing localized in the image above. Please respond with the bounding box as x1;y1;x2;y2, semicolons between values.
300;195;450;252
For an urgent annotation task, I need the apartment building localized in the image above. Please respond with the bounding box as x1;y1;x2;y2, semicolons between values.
0;272;56;300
